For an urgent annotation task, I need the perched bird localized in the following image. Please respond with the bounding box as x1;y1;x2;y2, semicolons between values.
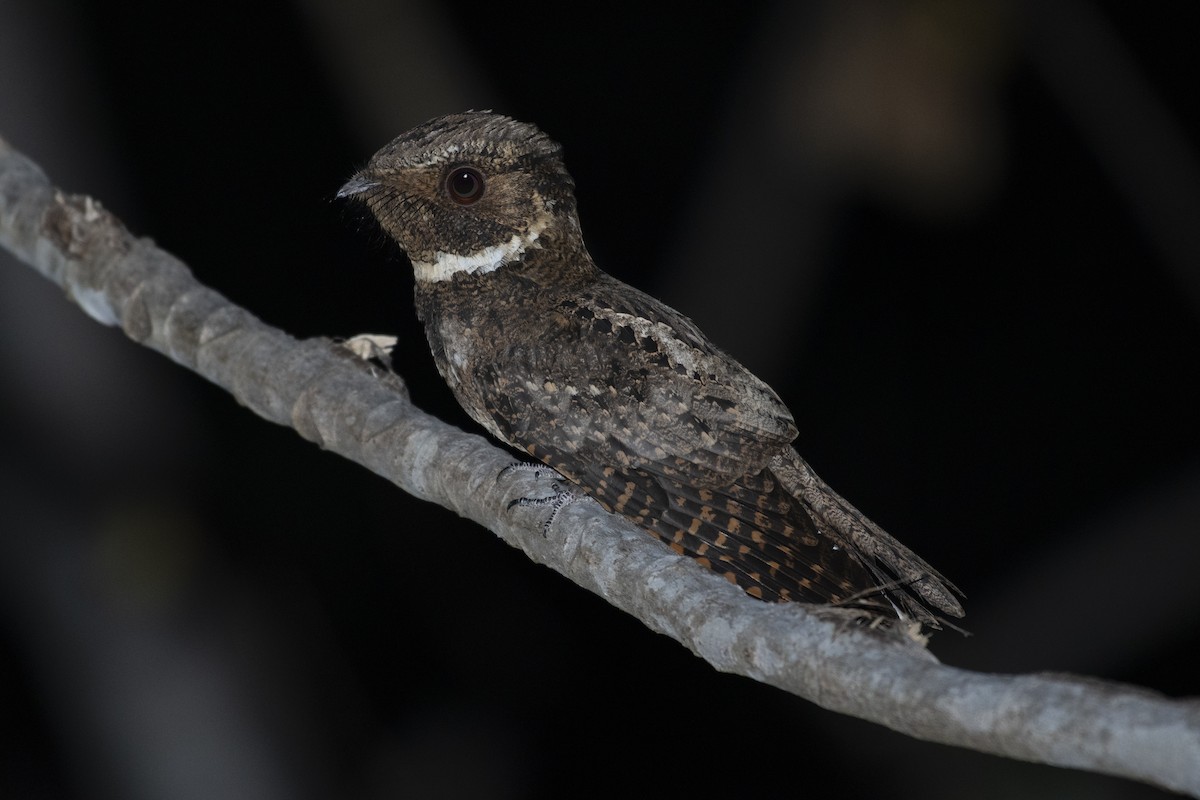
339;111;963;626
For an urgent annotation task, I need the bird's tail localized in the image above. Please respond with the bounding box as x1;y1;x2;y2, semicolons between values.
769;449;965;624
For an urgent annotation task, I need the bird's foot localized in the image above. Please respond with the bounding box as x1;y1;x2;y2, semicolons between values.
499;462;578;535
497;461;567;483
508;488;580;535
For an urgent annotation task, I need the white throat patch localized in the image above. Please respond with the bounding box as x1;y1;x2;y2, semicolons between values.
413;214;551;283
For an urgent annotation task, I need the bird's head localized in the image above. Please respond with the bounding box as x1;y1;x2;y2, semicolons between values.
339;111;583;284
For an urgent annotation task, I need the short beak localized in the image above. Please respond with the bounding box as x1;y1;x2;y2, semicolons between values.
337;173;378;199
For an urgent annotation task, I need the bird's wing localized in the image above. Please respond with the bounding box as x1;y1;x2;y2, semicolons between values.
477;276;799;488
525;438;894;608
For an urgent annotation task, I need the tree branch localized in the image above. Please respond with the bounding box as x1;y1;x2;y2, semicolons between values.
2;134;1197;796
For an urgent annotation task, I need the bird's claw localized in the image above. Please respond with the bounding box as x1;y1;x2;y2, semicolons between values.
496;461;567;484
500;464;577;535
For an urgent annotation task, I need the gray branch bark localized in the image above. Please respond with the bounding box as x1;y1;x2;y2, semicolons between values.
2;134;1197;796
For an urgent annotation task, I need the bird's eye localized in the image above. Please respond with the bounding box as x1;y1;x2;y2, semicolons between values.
446;167;485;205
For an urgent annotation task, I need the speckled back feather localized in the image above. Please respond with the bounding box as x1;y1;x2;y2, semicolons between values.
525;439;887;607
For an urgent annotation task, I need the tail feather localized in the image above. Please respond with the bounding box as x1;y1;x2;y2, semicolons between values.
525;442;962;627
769;449;965;620
652;469;890;608
569;459;899;615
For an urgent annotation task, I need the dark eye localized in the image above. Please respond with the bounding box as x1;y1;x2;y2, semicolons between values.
446;167;485;205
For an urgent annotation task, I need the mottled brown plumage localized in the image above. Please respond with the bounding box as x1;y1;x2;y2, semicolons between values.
339;111;963;625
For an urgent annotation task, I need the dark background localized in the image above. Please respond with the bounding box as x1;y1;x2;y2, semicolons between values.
2;1;1198;798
